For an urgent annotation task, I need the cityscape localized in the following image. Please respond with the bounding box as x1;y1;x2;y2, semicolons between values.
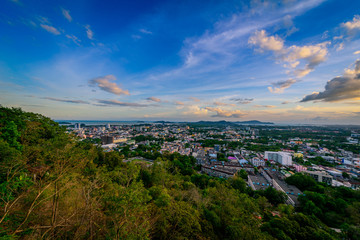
1;0;360;239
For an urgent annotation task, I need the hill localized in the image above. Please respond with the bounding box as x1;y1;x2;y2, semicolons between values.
0;106;354;239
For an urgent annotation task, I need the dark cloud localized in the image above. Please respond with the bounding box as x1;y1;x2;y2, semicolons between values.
301;60;360;102
310;116;328;121
230;98;254;104
97;99;147;107
268;79;297;93
42;97;88;104
146;97;161;102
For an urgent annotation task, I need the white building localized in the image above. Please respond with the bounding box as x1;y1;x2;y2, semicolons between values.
264;151;292;166
250;157;265;167
304;170;333;185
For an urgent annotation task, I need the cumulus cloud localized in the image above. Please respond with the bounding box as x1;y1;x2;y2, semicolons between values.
268;79;297;93
183;105;209;116
205;107;246;118
248;30;284;52
146;96;161;102
61;8;72;22
249;30;329;85
97;99;147;107
89;75;130;95
301;59;360;102
42;97;88;104
342;15;360;32
85;25;94;40
40;24;60;35
230;98;254;104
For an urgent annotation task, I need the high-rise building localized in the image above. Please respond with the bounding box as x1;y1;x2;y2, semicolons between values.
264;151;292;166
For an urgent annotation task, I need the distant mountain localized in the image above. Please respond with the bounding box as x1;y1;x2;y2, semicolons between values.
154;121;174;124
235;120;274;125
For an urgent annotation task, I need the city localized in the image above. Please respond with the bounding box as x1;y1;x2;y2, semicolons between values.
69;121;360;206
2;0;360;239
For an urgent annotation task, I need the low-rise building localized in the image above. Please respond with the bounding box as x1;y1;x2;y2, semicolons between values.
304;170;333;185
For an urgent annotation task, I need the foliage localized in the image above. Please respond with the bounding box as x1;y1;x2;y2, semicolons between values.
0;107;352;239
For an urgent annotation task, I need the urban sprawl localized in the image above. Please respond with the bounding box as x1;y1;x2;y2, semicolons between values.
68;122;360;207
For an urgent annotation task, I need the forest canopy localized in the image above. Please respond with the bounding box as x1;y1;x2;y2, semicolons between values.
0;107;359;239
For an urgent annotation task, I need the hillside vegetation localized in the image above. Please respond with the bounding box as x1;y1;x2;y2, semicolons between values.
0;107;359;239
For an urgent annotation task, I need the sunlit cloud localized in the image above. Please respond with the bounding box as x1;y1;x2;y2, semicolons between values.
214;101;236;107
174;101;184;105
89;75;130;95
205;107;246;118
301;59;360;102
189;97;201;102
342;15;360;32
146;96;161;102
249;30;329;90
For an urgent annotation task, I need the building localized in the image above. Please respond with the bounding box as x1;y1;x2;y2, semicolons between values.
304;170;333;185
250;157;265;167
101;135;114;145
265;151;292;166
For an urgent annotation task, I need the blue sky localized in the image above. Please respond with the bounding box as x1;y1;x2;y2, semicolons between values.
1;0;360;124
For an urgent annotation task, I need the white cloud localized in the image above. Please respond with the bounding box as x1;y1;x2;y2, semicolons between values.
342;15;360;32
85;25;94;40
249;30;329;92
139;28;152;34
248;30;284;52
205;107;246;118
183;105;208;116
61;8;72;22
89;75;129;95
354;50;360;55
40;24;60;35
66;35;81;46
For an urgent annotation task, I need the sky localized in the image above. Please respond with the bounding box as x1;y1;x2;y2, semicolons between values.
1;0;360;124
